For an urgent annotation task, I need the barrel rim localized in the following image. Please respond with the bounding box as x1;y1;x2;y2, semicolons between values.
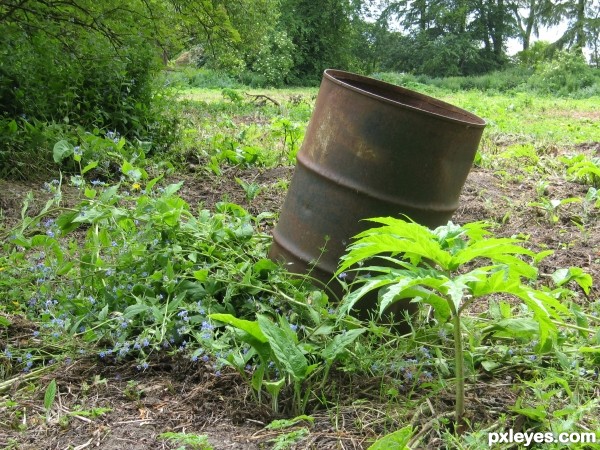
323;69;487;128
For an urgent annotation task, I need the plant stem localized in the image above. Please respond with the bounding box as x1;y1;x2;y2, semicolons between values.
453;311;465;434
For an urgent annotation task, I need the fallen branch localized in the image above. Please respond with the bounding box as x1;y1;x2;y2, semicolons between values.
245;93;280;107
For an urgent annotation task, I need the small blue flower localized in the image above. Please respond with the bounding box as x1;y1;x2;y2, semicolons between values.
202;355;209;362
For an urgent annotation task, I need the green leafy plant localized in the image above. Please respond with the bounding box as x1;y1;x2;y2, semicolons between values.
567;157;600;188
209;311;364;414
368;425;412;450
158;432;213;449
235;177;262;202
43;379;57;420
271;118;304;163
529;197;581;224
337;218;572;430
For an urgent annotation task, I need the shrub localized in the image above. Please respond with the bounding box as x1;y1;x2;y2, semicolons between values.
528;51;597;96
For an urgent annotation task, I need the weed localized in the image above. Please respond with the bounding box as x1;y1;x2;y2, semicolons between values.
235;177;262;202
529;197;582;224
158;432;213;449
337;218;574;431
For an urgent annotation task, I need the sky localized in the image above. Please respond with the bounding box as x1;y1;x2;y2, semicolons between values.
506;23;568;55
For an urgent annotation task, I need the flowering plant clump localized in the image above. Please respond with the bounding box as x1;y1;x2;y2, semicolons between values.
0;144;369;408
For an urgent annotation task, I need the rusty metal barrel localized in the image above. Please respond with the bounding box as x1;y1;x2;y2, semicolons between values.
269;69;486;318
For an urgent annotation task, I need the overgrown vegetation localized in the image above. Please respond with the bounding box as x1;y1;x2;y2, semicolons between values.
1;68;599;447
0;3;599;445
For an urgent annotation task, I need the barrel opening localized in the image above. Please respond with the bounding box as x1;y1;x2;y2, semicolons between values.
326;70;486;126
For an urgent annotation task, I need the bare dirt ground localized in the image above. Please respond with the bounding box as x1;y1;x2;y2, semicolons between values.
0;141;599;449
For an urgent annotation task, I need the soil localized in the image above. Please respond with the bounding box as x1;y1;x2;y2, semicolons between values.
0;141;598;449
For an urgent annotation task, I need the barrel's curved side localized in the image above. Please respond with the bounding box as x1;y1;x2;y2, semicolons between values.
269;70;485;320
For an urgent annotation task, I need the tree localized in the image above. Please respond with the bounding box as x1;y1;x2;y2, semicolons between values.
279;0;362;83
546;0;598;55
0;0;166;127
378;0;510;75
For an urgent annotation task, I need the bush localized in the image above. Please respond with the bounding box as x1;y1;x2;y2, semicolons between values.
0;2;180;178
528;51;598;96
251;30;295;87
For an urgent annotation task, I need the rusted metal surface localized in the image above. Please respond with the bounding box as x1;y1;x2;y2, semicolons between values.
270;69;486;320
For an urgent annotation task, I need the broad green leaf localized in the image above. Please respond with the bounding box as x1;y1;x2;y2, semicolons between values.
263;378;285;400
481;360;501;372
81;161;98;174
0;316;11;327
124;303;150;319
98;304;109;321
367;426;412;450
209;313;268;343
84;188;97;199
99;185;120;203
253;258;279;277
577;347;600;353
258;314;308;381
321;328;365;363
44;379;57;410
510;405;547;422
193;269;209;282
251;363;266;393
56;262;74;276
145;175;163;192
163;181;184;196
53;140;74;163
551;267;593;294
393;286;451;321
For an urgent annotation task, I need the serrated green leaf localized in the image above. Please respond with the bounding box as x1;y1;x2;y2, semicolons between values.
338;276;396;318
483;318;539;339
